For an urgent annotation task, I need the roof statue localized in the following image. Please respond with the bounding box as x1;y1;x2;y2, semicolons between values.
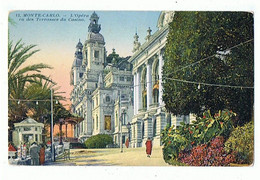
132;32;141;53
157;11;175;30
86;12;105;44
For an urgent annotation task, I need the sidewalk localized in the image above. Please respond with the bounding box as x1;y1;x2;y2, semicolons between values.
47;147;169;166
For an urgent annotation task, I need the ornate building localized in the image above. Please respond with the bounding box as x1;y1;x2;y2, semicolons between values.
70;12;133;143
70;11;195;147
129;11;195;147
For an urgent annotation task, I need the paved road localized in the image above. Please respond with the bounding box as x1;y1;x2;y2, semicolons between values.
44;147;169;166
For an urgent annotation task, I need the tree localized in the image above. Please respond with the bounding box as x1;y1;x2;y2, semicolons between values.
163;12;253;126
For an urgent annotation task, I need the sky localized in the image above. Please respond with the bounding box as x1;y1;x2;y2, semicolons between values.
8;10;161;103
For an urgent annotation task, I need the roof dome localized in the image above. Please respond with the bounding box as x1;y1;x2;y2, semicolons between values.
76;41;83;49
90;11;99;19
86;32;105;44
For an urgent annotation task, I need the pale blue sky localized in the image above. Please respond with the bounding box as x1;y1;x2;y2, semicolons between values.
9;11;161;57
8;10;161;98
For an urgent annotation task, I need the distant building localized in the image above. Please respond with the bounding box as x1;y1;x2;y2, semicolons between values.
12;117;44;147
70;11;195;147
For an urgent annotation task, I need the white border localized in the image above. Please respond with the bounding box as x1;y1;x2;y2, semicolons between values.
1;0;259;180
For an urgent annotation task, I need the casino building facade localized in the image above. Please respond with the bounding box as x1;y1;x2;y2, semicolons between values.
70;11;195;147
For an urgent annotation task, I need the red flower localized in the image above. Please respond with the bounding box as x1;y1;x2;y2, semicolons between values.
203;116;206;119
191;141;195;145
189;131;193;134
168;141;171;144
220;122;223;125
205;124;208;127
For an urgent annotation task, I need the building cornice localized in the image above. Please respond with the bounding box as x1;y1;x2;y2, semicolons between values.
128;25;169;64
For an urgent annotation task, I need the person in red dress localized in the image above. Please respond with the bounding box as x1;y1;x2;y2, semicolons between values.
145;137;152;158
39;144;45;165
125;138;129;148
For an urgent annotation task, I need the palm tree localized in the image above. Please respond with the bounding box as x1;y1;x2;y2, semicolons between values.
22;77;66;142
8;39;53;97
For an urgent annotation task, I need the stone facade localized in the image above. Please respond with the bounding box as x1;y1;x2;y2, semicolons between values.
70;12;133;144
70;11;196;147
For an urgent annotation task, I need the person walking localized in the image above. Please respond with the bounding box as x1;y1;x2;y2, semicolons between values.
30;142;40;165
39;144;45;165
145;137;152;158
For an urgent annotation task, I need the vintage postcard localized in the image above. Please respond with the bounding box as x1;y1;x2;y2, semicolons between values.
2;0;259;179
7;9;254;166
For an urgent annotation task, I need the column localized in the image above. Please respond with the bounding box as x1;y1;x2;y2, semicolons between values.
136;69;141;113
146;62;152;110
133;73;137;115
158;50;164;106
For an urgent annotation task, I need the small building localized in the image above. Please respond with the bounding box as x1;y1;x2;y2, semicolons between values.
12;117;44;147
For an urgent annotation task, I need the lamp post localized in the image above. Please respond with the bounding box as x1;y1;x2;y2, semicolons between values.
127;122;131;143
50;88;54;162
120;108;126;153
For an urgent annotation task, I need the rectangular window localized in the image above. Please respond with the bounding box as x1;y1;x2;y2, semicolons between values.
94;50;99;58
105;115;111;130
96;97;98;106
127;77;131;81
79;73;83;78
120;76;124;81
24;127;31;131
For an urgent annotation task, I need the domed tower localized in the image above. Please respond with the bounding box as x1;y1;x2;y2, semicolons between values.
83;11;106;72
71;39;84;86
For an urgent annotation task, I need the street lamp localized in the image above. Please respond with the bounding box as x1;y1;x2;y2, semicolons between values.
50;88;54;162
120;107;126;153
127;122;131;143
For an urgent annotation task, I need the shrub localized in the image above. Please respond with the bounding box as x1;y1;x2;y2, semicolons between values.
178;136;236;166
224;121;254;164
161;109;236;162
84;134;113;149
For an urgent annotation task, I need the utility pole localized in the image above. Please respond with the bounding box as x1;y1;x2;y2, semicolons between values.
50;88;54;161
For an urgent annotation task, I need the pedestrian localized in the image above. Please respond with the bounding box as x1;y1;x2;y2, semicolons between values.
125;138;129;148
145;137;152;158
30;142;40;165
39;144;45;165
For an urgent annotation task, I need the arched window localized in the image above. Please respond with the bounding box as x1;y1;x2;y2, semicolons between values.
106;95;110;102
96;96;98;106
141;68;147;109
153;60;159;104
